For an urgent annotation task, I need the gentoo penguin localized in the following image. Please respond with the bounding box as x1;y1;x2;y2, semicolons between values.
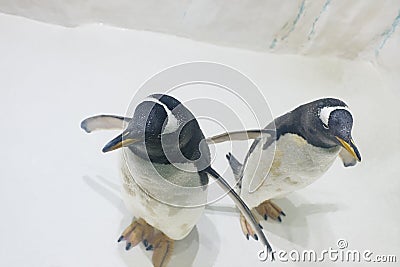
81;94;272;266
209;98;361;238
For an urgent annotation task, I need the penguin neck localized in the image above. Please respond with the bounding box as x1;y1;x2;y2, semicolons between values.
274;111;338;149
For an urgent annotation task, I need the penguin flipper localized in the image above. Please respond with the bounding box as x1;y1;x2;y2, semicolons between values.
339;147;357;167
80;115;131;133
226;152;243;182
206;129;274;144
205;167;273;257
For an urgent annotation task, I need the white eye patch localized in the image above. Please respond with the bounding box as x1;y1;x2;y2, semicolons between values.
319;106;351;128
143;96;179;134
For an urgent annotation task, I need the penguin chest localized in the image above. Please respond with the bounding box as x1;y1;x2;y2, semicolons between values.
271;134;341;181
120;149;207;240
242;133;340;207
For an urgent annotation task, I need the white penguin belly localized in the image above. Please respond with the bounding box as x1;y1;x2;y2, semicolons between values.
120;149;207;240
241;134;341;208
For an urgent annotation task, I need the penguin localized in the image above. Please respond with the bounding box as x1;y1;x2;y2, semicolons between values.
81;94;272;266
208;98;361;238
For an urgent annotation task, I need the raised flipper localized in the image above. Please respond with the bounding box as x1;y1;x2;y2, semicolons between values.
226;152;242;179
206;129;274;144
205;167;273;257
226;153;243;191
212;129;275;192
339;147;358;167
80;114;131;133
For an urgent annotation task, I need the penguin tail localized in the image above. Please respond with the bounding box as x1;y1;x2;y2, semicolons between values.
226;152;243;181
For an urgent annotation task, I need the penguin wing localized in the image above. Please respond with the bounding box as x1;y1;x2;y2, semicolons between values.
339;147;358;167
206;129;274;144
204;166;273;257
80;115;131;133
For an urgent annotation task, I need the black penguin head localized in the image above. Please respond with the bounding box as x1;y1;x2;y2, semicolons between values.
312;98;361;162
102;94;210;165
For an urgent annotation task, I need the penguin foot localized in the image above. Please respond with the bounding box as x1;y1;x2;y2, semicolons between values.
255;200;285;222
148;232;174;267
118;218;174;267
118;218;154;249
239;213;259;241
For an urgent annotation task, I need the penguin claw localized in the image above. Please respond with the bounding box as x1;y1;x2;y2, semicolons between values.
240;213;259;241
148;233;174;267
256;200;286;223
118;218;174;267
118;218;154;250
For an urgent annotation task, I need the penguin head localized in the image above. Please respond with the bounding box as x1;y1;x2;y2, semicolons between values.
101;94;208;164
315;99;361;162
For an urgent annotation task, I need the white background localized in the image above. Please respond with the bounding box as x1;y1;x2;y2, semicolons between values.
1;13;399;266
